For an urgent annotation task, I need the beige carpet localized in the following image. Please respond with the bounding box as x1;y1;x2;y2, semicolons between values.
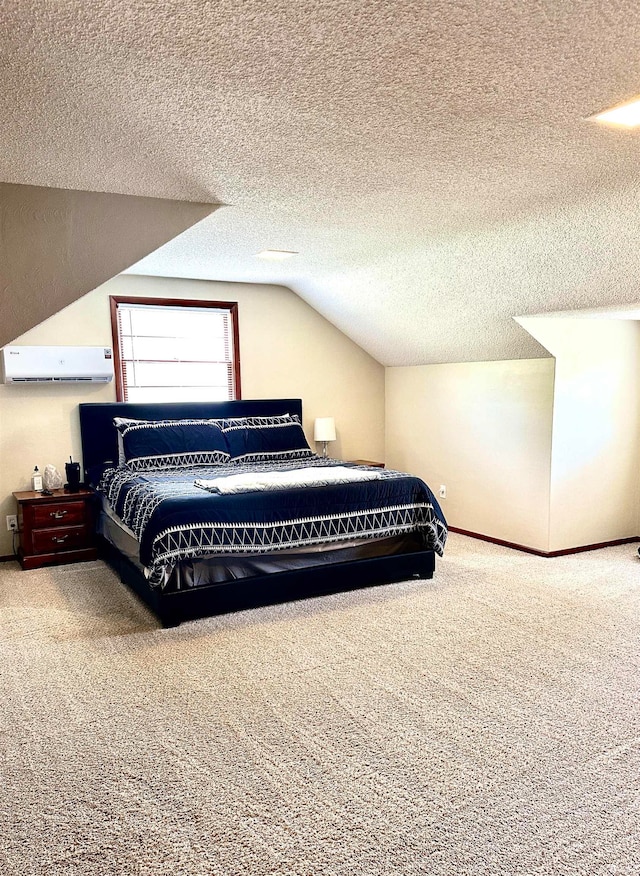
0;534;639;875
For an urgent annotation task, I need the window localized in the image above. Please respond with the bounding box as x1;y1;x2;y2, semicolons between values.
110;296;241;403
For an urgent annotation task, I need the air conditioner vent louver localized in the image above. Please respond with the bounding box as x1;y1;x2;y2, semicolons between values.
1;346;114;384
12;376;95;382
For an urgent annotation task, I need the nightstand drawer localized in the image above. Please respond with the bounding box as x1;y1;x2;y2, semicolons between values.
32;501;86;528
31;525;89;555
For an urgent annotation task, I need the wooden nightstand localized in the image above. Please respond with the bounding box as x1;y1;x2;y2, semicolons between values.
13;488;98;570
349;459;385;468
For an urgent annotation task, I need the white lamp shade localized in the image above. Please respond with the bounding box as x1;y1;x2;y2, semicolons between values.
314;417;336;442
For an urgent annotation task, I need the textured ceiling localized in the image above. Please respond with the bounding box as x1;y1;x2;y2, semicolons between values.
3;1;640;365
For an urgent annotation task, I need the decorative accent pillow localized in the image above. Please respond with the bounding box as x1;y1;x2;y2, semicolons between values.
220;415;313;463
115;419;230;471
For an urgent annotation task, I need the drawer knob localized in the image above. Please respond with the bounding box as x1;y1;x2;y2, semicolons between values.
52;535;69;544
50;510;68;519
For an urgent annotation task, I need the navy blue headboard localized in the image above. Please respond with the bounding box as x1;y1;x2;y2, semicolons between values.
79;399;303;485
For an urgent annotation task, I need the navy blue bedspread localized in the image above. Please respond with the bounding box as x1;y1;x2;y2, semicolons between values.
98;456;447;587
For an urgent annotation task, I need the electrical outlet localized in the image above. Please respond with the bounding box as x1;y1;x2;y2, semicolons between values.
6;515;17;531
438;485;447;499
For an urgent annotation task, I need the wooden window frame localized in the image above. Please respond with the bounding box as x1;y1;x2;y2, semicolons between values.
109;296;241;403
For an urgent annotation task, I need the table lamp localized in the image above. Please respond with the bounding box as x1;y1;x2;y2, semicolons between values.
314;417;336;458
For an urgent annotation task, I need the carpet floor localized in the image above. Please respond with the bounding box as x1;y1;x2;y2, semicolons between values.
0;533;639;875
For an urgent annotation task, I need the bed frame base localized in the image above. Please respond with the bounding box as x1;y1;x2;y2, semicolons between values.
98;537;435;627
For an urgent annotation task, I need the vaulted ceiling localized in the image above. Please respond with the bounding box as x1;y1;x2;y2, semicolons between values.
3;1;640;365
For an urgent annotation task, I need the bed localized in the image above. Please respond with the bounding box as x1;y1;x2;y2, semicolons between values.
79;399;447;626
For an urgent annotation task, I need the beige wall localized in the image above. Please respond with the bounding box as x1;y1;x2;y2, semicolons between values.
385;359;555;552
0;274;384;556
520;317;640;552
5;276;639;560
385;320;640;555
0;182;216;347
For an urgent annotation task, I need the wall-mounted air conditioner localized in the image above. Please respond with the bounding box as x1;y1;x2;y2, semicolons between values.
1;346;114;384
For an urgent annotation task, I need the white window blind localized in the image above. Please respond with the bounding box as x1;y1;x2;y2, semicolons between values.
114;301;239;403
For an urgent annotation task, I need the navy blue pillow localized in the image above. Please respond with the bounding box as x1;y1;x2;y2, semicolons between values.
221;417;312;463
117;419;230;471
